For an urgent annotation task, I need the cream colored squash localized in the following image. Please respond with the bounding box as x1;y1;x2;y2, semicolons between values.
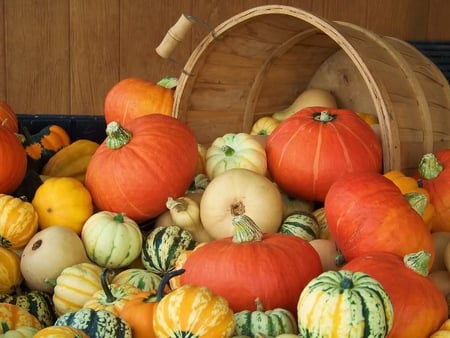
200;168;283;239
205;132;267;179
272;88;337;121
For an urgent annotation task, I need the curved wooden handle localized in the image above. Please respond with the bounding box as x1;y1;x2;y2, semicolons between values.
156;14;194;59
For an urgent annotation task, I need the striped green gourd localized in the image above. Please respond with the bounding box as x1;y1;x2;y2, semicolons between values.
0;290;56;328
112;268;162;292
234;298;298;337
297;270;393;338
141;225;196;275
55;308;131;338
278;211;320;241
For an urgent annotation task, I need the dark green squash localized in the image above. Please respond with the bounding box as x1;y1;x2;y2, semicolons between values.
55;308;132;338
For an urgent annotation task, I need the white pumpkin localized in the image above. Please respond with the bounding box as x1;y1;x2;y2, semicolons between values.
81;211;143;269
200;168;283;239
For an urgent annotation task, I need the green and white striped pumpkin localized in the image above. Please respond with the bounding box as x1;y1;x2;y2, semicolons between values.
0;290;55;328
278;211;320;241
141;225;196;275
234;298;298;337
112;268;162;292
297;270;393;338
55;308;131;338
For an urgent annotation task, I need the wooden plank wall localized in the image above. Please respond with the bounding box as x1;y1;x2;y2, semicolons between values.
0;0;449;117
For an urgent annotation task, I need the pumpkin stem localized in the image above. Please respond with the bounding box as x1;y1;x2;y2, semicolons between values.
222;145;235;157
157;76;178;89
405;192;427;216
313;110;335;123
166;197;186;211
254;297;264;312
418;153;443;180
231;214;263;243
113;212;125;223
105;121;132;149
100;268;117;303
403;250;430;277
156;269;185;301
1;322;10;333
339;271;354;289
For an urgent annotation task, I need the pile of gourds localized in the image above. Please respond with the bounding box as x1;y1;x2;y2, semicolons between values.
0;78;449;338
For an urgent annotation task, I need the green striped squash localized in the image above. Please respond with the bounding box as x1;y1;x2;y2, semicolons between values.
297;270;393;338
234;298;298;337
112;268;162;292
141;225;196;275
0;290;55;328
278;211;320;241
55;308;131;338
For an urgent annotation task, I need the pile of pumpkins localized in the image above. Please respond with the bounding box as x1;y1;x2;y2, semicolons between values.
0;77;449;338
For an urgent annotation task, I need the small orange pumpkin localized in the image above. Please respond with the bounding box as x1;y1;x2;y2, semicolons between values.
0;126;27;194
0;247;22;294
0;303;42;332
104;77;174;127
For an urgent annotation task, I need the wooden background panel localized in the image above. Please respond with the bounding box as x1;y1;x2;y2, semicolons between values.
0;0;448;117
5;0;70;115
70;0;119;116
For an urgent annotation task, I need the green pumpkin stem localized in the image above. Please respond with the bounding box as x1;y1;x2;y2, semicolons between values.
105;121;132;149
405;192;427;216
1;322;10;333
314;110;335;123
156;269;185;302
231;214;263;243
418;153;443;180
403;250;430;277
100;268;117;303
339;272;354;289
222;145;235;157
113;212;125;223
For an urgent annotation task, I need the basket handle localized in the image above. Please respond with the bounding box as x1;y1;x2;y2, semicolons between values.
155;14;195;60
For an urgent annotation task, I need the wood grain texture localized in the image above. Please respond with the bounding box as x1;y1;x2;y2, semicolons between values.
0;0;447;116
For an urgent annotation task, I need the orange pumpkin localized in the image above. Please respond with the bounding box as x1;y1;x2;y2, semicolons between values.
0;101;18;134
33;325;89;338
104;77;174;127
0;247;22;294
85;114;198;222
0;126;27;194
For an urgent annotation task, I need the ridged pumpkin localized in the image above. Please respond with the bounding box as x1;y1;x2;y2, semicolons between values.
266;107;382;202
0;101;18;134
33;325;89;338
55;308;132;338
0;126;27;194
41;139;99;183
297;270;394;337
180;214;323;315
0;290;56;328
52;262;103;316
153;283;235;338
104;77;174;127
0;303;42;332
342;251;448;338
324;171;435;267
81;211;143;268
85;114;198;222
32;176;94;234
0;194;38;250
418;150;450;232
0;247;22;294
112;268;162;292
234;298;298;337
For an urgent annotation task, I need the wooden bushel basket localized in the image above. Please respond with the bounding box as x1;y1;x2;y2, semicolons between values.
157;5;450;174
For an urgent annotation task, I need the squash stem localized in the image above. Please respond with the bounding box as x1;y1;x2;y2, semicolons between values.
105;121;132;149
156;269;185;301
418;153;443;179
231;214;263;243
405;192;427;216
166;197;186;212
113;212;125;223
313;110;335;123
403;250;430;277
222;145;235;157
100;268;117;303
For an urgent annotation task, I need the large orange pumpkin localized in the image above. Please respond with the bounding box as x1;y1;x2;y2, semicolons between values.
0;126;27;194
85;114;198;222
342;251;448;338
0;101;18;134
266;107;382;202
104;77;174;127
324;171;435;268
